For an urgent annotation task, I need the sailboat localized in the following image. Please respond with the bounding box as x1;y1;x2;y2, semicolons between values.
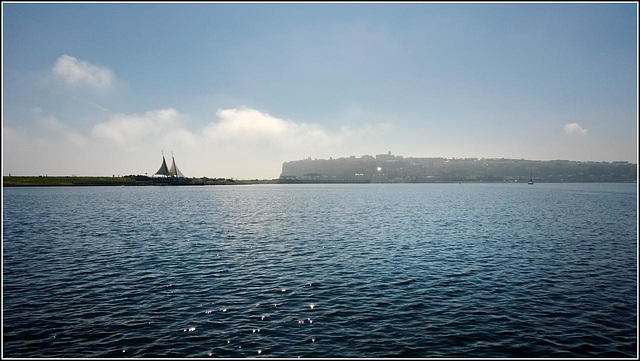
528;166;534;185
155;151;185;178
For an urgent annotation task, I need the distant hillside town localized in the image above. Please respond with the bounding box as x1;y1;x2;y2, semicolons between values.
280;152;637;183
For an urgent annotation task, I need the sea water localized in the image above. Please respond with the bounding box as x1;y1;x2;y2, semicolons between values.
2;183;637;357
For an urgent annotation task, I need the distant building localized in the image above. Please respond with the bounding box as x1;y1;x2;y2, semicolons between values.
303;173;322;180
376;151;400;162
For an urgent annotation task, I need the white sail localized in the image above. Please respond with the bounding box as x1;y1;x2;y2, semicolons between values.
155;156;171;176
169;155;185;178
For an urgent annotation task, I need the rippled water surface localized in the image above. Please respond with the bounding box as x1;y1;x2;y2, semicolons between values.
3;183;637;357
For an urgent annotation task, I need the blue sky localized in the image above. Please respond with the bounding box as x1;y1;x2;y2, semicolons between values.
2;2;637;178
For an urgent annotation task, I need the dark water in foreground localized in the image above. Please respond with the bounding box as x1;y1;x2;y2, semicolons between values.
2;183;637;358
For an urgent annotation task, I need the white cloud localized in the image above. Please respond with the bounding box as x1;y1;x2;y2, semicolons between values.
52;54;114;91
564;122;588;136
92;106;359;151
92;108;196;146
38;115;88;147
202;107;343;149
205;107;292;138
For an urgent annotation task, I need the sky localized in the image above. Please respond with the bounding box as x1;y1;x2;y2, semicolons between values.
2;2;638;179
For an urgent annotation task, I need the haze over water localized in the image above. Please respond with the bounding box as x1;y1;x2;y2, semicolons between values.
2;183;637;357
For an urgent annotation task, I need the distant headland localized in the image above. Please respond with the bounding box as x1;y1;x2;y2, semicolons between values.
279;152;637;184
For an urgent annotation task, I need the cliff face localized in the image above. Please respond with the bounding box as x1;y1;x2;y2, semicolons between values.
281;155;637;183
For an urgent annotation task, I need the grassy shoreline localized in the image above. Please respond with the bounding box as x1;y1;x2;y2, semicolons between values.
2;176;277;187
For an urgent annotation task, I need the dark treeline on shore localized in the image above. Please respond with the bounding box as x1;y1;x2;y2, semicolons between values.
2;175;276;187
280;153;637;183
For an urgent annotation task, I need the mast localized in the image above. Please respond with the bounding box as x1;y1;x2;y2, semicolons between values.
170;151;175;178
